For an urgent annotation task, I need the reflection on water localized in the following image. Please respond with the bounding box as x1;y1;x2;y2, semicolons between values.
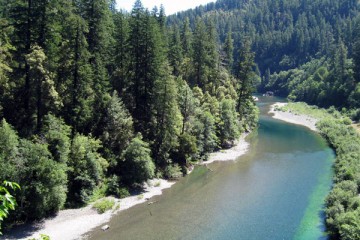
88;96;334;240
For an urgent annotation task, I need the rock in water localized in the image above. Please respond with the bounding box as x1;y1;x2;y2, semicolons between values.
101;225;110;231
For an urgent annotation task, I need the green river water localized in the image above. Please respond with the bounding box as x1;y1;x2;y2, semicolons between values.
87;96;335;240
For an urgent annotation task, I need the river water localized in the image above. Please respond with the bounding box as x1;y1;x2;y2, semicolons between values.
88;96;334;240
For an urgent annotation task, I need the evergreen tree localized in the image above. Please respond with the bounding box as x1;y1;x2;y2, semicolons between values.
169;25;183;76
112;11;130;94
181;17;192;58
152;64;182;167
59;14;95;134
192;18;208;88
223;29;234;71
126;3;164;139
235;40;256;120
102;91;134;161
79;0;113;134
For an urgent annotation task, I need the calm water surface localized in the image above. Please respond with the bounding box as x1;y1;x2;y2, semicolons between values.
88;96;334;240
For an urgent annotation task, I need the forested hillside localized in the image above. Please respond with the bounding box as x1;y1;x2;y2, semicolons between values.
168;0;360;112
169;0;360;239
0;0;258;230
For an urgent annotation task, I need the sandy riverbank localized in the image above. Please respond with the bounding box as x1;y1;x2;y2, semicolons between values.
200;133;250;165
3;179;175;240
269;102;318;131
4;134;251;240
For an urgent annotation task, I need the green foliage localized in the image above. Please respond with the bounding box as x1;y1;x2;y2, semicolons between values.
164;163;183;179
92;198;115;214
0;0;260;229
0;120;20;182
121;134;155;185
41;114;71;164
25;45;62;131
102;91;133;158
29;234;51;240
67;134;108;205
116;188;131;199
218;99;240;147
18;139;67;220
193;110;219;159
0;181;20;234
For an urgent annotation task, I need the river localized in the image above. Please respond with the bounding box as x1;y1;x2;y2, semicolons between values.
87;96;334;240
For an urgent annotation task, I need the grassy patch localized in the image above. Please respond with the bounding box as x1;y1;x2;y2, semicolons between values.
93;198;115;214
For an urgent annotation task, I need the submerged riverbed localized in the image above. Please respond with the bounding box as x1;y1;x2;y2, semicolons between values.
87;96;334;240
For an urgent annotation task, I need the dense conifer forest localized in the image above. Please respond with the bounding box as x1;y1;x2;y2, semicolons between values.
0;0;258;231
0;0;359;238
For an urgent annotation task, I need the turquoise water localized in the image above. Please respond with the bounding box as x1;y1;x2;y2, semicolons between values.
88;96;334;240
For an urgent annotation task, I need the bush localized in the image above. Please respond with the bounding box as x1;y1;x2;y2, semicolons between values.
117;187;130;198
164;163;182;179
93;198;115;214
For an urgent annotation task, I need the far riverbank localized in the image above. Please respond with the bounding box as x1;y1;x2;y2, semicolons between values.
269;102;318;131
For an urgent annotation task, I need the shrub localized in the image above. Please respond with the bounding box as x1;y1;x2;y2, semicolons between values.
164;163;182;179
93;198;115;214
117;187;130;199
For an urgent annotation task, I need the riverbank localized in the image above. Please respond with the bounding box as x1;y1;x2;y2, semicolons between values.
200;132;250;165
5;134;250;240
269;102;318;131
3;179;175;240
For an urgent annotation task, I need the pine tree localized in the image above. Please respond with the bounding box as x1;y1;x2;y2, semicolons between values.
192;18;208;88
235;39;255;120
181;17;192;59
169;25;183;76
152;63;182;167
79;0;113;133
102;91;134;160
112;11;129;94
223;29;234;71
58;13;95;134
127;3;164;138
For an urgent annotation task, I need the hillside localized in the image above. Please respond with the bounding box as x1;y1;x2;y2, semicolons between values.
168;0;360;111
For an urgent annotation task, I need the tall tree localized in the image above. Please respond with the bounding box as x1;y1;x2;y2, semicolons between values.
169;25;183;76
235;40;256;120
112;11;129;94
25;45;61;132
80;0;113;133
192;18;208;88
223;29;234;72
152;64;182;167
181;17;192;58
126;3;164;139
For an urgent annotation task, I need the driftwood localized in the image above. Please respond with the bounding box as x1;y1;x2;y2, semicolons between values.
147;201;158;205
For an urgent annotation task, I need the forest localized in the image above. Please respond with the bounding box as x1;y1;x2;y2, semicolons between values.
0;0;258;232
1;0;360;238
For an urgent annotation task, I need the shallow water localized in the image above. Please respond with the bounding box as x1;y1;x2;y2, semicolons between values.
88;96;334;240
